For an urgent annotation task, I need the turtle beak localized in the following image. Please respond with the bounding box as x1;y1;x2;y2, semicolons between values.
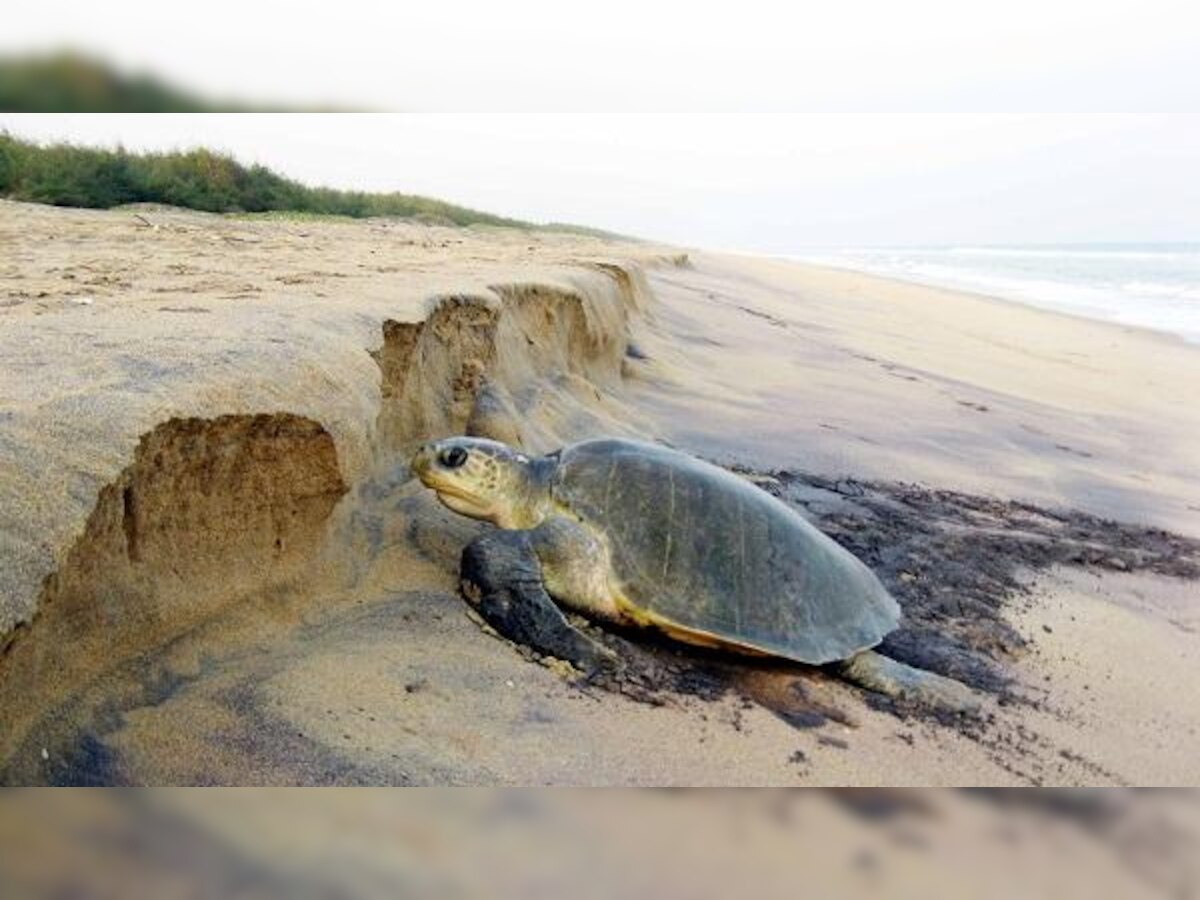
409;443;435;484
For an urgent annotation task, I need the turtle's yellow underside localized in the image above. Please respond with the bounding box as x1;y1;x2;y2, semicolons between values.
614;594;772;657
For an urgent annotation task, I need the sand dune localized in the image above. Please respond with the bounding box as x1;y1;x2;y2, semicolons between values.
0;200;1197;785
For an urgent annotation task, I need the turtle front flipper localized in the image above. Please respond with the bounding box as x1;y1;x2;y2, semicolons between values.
836;650;980;714
461;530;618;676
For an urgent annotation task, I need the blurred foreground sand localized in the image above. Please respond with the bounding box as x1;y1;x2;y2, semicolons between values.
0;789;1197;899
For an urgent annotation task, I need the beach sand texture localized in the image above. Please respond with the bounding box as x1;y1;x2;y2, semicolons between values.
1;200;1198;786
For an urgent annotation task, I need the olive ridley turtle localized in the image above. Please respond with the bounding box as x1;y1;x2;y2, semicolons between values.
411;436;978;711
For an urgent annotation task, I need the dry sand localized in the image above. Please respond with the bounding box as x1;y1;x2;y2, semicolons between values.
0;200;1198;786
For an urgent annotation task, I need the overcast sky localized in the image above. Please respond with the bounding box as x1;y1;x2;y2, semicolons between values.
3;0;1198;111
4;113;1199;250
4;1;1198;249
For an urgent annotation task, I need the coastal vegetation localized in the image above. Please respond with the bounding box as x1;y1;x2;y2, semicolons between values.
0;131;617;233
0;51;224;113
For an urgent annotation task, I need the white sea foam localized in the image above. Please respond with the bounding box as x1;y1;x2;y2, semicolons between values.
790;244;1200;344
946;247;1197;262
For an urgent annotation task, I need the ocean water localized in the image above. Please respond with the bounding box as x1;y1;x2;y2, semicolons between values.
792;244;1200;344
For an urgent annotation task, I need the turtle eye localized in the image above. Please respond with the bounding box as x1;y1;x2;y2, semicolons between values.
440;446;468;469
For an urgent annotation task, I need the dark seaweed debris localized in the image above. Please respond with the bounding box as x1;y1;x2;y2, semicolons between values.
457;458;1200;737
738;467;1200;697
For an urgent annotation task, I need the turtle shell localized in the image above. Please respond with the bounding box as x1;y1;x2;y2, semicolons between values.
551;438;900;664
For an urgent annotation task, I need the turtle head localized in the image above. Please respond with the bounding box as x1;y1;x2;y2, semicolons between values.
410;437;547;528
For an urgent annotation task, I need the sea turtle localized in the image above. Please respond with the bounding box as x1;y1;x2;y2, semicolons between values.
410;436;978;711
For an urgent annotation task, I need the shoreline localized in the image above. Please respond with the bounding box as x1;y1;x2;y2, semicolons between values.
726;252;1200;353
636;250;1200;536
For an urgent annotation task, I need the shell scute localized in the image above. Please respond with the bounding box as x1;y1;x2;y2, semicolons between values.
551;439;900;664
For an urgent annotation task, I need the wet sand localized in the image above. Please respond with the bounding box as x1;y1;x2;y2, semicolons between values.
1;201;1198;785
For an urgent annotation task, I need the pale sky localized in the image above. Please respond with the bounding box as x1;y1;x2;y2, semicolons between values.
4;114;1199;250
4;1;1199;249
2;0;1198;112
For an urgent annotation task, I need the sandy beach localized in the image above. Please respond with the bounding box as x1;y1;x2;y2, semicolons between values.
1;199;1198;786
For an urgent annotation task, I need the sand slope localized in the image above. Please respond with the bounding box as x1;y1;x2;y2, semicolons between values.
634;253;1200;534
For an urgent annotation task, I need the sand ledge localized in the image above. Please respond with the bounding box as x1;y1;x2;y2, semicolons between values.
0;211;682;770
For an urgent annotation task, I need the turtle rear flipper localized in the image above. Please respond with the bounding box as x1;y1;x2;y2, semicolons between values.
461;530;618;676
836;650;980;714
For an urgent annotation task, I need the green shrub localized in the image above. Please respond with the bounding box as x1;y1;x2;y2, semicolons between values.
0;132;532;225
0;131;631;237
0;52;215;113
